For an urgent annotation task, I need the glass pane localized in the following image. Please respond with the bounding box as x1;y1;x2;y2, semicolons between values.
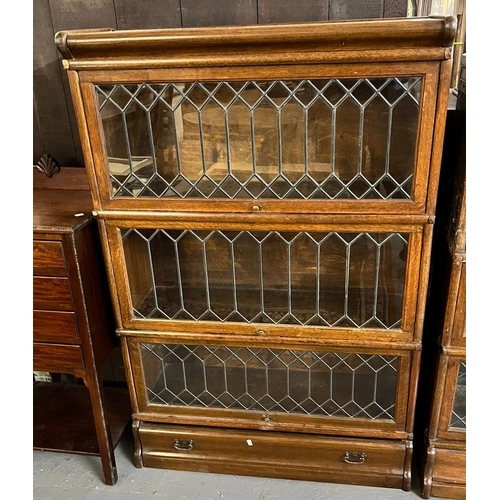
141;343;399;420
450;362;466;429
97;78;421;200
122;229;408;330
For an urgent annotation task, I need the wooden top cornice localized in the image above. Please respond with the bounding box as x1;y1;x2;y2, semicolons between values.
55;16;457;71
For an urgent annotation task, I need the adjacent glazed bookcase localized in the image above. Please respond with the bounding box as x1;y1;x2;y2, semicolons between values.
420;78;466;499
57;16;456;491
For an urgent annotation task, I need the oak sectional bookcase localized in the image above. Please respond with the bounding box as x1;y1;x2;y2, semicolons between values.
56;16;456;490
419;66;466;500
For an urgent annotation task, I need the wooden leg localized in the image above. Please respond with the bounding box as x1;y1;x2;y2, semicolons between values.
131;419;144;469
421;445;436;499
84;369;118;485
403;439;413;492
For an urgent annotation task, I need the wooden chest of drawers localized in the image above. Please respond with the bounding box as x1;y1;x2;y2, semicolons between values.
33;166;131;485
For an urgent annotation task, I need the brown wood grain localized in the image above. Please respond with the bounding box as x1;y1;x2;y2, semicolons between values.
441;257;464;348
450;263;465;347
404;349;420;434
114;0;182;30
33;190;93;232
70;224;116;367
430;481;466;500
425;59;453;216
118;328;418;352
33;276;74;310
56;18;456;70
33;240;67;276
33;166;90;190
33;310;80;344
437;357;466;441
34;382;131;456
33;169;130;485
53;17;457;490
426;354;449;441
431;446;466;487
138;423;407;487
33;342;84;373
67;71;103;210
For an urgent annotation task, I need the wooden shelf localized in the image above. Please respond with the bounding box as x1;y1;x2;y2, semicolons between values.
33;382;131;456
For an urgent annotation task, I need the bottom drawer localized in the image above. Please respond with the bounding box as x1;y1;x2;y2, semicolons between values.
422;441;466;500
137;423;409;489
433;446;466;483
430;446;466;499
33;343;84;374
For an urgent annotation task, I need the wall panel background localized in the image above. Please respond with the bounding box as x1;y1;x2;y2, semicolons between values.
32;0;408;166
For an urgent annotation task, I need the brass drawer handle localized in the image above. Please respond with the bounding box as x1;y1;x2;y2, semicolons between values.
343;451;365;464
174;439;194;451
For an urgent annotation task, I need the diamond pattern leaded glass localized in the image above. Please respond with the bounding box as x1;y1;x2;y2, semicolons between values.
141;343;399;420
450;362;466;429
96;78;421;200
122;229;408;329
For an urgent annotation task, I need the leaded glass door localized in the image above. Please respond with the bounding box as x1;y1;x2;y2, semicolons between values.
437;357;466;440
104;218;423;342
81;63;439;214
123;336;411;435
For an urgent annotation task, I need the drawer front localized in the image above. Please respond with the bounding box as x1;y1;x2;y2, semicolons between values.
138;423;407;488
432;447;466;486
33;342;84;373
33;277;74;311
33;240;67;276
33;310;80;344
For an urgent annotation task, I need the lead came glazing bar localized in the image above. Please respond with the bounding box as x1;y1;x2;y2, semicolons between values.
97;78;421;200
450;362;466;429
122;229;409;330
141;344;399;420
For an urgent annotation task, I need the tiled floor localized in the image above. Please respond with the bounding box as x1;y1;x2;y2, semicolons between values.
34;425;426;500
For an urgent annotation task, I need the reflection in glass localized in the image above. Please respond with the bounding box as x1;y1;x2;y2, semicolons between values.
96;78;421;200
450;362;466;429
141;343;399;420
122;229;408;329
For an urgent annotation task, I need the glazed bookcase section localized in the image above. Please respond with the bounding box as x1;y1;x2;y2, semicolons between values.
96;78;421;202
125;337;412;436
56;16;456;491
60;16;457;215
437;357;466;441
449;361;465;430
105;220;424;341
84;67;437;214
142;344;399;419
